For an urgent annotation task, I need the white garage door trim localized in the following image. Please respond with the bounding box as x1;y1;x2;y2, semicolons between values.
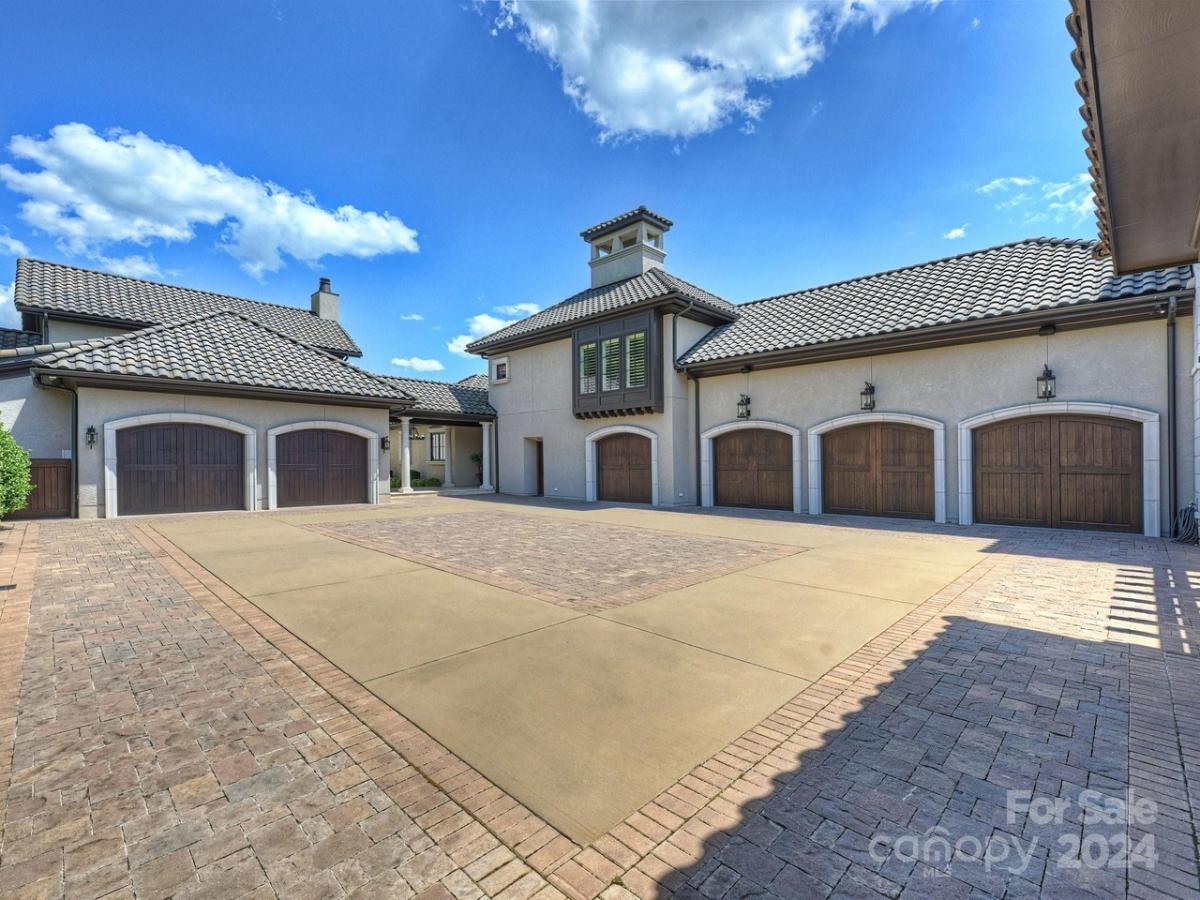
958;401;1160;537
808;412;947;523
585;424;659;506
103;412;257;519
700;420;803;514
266;420;382;510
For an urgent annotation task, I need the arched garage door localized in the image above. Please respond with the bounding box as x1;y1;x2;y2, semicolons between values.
823;422;934;519
597;432;652;503
277;429;368;507
714;429;793;510
974;415;1141;532
117;423;243;515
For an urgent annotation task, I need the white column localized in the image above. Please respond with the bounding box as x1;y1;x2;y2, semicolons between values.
443;429;455;487
400;417;414;494
481;421;494;491
1194;263;1200;511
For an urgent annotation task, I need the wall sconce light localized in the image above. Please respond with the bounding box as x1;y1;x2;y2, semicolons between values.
860;382;876;411
1036;364;1056;400
85;425;97;448
381;435;391;451
736;394;751;418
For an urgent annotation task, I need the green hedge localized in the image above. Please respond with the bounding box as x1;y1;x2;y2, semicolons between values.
0;426;32;520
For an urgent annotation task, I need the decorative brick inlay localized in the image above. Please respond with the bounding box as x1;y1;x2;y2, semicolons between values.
309;510;803;611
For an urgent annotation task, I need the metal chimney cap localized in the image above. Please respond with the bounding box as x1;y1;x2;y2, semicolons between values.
318;277;332;292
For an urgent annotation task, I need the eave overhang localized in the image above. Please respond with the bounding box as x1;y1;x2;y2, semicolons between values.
679;289;1194;377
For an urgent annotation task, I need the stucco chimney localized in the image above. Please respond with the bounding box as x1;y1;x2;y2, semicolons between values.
311;276;340;321
581;207;672;288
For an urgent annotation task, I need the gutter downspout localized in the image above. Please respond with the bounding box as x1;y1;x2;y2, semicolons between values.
692;371;701;506
36;375;78;519
672;301;700;506
1167;296;1178;534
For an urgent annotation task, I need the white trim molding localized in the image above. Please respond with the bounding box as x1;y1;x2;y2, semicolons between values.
585;424;660;506
958;401;1161;537
266;420;382;510
103;412;257;519
807;412;947;523
700;420;803;514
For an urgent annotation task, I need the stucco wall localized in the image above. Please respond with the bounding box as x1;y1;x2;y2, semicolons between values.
696;316;1194;533
75;387;389;518
488;311;700;505
0;372;72;459
46;319;134;343
388;423;484;487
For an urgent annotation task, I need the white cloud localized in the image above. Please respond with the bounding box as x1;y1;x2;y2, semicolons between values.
91;253;160;278
390;356;445;372
970;16;981;29
978;173;1094;225
976;176;1037;195
0;230;28;257
448;310;522;358
0;123;419;278
398;312;424;321
494;302;541;316
491;0;935;140
942;224;968;240
0;283;17;327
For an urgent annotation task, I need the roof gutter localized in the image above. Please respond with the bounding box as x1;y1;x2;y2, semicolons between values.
680;289;1194;376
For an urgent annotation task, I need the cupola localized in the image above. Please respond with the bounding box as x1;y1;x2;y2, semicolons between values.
581;206;672;288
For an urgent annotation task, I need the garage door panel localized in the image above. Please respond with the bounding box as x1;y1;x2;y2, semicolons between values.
974;415;1140;533
597;433;652;504
278;429;368;508
823;423;934;520
714;429;793;511
117;423;242;516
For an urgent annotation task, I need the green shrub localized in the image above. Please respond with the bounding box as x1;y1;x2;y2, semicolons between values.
412;476;443;488
0;426;32;519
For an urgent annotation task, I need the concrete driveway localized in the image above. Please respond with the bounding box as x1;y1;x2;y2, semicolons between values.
151;498;986;844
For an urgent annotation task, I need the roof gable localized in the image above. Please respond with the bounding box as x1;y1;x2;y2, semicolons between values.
465;268;733;354
37;310;408;403
14;258;362;357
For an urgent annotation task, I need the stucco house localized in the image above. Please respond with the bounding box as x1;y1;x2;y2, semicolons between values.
466;205;1195;537
0;259;495;518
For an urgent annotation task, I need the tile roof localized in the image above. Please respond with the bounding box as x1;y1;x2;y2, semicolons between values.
0;327;43;350
677;238;1193;366
14;258;362;357
456;374;489;389
465;268;733;353
36;310;410;403
580;206;673;240
376;375;493;417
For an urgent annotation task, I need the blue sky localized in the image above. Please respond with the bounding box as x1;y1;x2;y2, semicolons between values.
0;1;1093;380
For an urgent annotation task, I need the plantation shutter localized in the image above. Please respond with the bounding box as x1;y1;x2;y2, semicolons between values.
601;337;621;391
579;342;597;394
625;331;647;388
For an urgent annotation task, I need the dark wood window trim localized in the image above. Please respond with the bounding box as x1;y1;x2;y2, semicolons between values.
572;311;663;418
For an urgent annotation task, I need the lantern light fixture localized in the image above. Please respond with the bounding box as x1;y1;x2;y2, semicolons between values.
860;382;876;411
1036;364;1056;400
381;435;391;451
736;394;751;419
85;425;97;448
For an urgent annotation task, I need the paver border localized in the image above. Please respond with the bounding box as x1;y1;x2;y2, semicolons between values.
0;522;37;837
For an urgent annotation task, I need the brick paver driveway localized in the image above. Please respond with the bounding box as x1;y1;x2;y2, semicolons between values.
0;496;1198;900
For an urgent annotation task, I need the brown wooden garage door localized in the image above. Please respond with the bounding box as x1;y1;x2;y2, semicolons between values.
713;429;793;510
597;432;651;503
117;424;243;515
823;422;934;519
277;429;368;507
10;459;71;519
974;415;1141;532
